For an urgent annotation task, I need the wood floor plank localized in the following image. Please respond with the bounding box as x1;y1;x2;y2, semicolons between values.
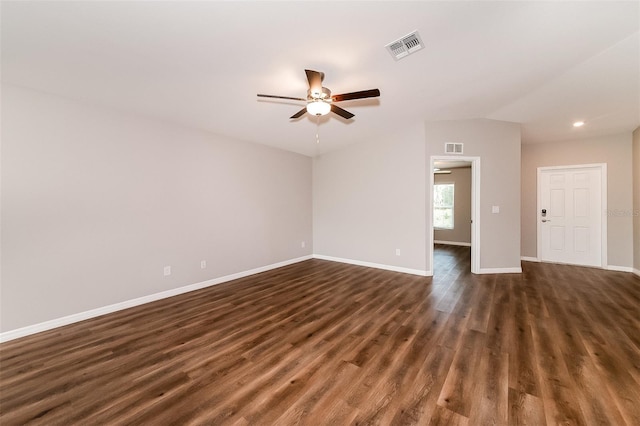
507;387;546;426
467;347;509;425
389;344;456;425
529;315;588;425
429;403;469;426
583;341;640;425
272;360;361;425
508;276;541;397
2;248;639;425
467;275;497;333
437;328;485;417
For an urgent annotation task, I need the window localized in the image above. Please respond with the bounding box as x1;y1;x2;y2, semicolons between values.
434;183;454;229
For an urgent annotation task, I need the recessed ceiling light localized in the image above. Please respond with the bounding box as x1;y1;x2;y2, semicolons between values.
573;121;585;127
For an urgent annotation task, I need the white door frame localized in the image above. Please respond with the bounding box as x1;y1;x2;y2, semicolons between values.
536;163;607;267
428;156;481;275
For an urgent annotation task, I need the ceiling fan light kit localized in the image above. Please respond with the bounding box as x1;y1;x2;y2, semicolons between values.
307;100;331;116
257;69;380;120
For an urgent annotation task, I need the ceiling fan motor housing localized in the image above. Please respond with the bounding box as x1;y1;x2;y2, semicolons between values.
308;87;331;100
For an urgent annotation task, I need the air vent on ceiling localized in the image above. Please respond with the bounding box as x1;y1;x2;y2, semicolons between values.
385;31;424;60
445;143;464;154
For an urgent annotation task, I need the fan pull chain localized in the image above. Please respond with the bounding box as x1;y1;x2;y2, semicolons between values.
316;116;320;144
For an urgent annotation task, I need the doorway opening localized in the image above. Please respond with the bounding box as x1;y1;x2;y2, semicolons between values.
428;156;480;276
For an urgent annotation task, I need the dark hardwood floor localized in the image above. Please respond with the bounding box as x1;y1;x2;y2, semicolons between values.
1;245;639;425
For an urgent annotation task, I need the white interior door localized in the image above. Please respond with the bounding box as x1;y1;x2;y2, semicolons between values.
538;166;603;267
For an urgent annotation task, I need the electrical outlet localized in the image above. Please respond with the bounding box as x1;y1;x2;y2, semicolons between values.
200;260;207;269
301;241;306;248
396;249;401;256
163;266;171;276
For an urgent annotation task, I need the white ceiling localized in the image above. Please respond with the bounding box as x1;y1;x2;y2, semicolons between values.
2;1;638;157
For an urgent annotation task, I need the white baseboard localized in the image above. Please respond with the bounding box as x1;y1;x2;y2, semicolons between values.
477;267;523;274
313;254;428;277
606;265;634;273
518;260;637;275
634;268;640;278
434;240;471;247
0;255;313;343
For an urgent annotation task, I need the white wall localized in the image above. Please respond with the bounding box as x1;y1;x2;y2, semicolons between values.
434;167;472;244
1;85;312;332
313;124;427;273
521;134;633;268
633;127;640;273
313;118;521;275
426;119;522;271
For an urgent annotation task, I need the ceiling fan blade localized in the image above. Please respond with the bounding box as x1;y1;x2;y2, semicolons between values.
331;104;354;119
305;69;324;91
332;89;381;103
290;107;307;119
257;94;306;101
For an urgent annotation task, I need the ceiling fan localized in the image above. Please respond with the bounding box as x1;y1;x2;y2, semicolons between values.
257;69;380;120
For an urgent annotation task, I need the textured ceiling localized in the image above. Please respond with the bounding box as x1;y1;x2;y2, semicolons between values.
2;1;638;157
